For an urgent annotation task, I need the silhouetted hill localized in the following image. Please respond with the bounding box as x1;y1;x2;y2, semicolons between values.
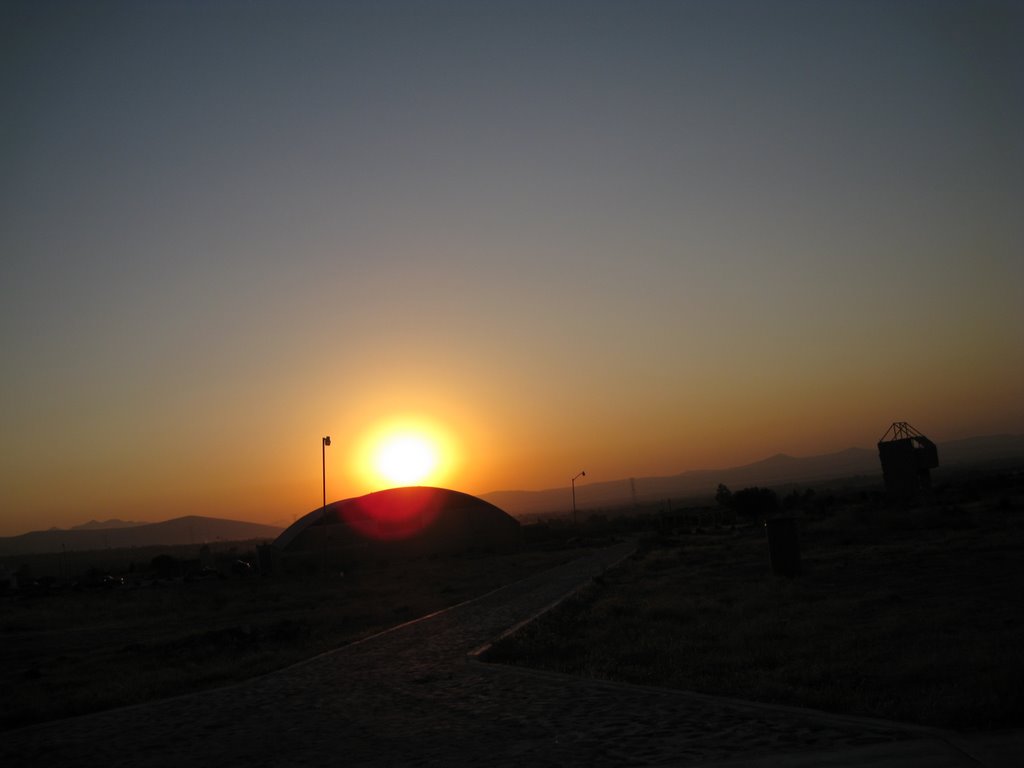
71;518;145;530
937;433;1024;466
484;434;1024;518
0;516;283;556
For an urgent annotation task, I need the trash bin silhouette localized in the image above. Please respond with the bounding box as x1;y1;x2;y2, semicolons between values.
766;517;800;577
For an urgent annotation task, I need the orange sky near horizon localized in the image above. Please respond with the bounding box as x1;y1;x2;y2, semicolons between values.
4;348;1020;536
2;1;1022;537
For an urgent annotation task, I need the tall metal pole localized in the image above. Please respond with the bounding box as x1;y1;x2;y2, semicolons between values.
572;479;576;526
322;435;331;510
571;470;585;526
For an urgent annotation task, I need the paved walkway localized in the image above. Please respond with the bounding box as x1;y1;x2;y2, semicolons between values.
3;542;1015;766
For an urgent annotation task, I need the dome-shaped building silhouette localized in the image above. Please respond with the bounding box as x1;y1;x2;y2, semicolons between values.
273;486;521;559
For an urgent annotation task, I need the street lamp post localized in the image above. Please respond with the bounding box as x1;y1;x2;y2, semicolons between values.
322;435;331;510
571;470;586;526
320;435;332;576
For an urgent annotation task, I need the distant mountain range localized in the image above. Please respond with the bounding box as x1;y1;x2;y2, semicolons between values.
70;518;146;530
481;434;1024;519
4;434;1019;553
0;516;283;556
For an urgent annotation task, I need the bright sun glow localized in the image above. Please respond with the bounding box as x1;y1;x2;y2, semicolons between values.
354;417;457;490
374;434;437;485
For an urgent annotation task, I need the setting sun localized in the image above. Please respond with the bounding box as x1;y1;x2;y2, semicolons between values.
374;434;437;485
352;417;458;491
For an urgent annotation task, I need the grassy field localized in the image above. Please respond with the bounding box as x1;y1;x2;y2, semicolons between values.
486;481;1024;730
1;542;590;730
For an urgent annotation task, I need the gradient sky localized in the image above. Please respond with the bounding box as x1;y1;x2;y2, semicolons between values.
2;0;1022;535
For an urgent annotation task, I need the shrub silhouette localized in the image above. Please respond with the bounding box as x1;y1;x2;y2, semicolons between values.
715;483;733;509
150;554;179;578
782;487;816;511
732;487;779;522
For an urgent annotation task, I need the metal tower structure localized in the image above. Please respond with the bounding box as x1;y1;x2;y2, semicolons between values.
877;422;939;498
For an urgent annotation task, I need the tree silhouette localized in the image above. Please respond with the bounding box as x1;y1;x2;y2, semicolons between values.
732;487;779;522
715;483;733;508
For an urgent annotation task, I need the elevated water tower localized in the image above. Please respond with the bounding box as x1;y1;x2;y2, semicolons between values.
877;422;939;498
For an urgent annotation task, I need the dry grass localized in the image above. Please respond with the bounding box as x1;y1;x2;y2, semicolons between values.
487;495;1024;730
1;545;587;730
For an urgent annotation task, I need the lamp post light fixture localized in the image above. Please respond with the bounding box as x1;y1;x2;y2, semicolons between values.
571;470;586;526
322;436;331;510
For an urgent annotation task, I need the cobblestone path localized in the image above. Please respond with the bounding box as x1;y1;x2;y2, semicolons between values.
3;542;922;767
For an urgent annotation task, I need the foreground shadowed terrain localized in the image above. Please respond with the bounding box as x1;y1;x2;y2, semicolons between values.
5;469;1021;736
487;472;1024;730
1;543;593;730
